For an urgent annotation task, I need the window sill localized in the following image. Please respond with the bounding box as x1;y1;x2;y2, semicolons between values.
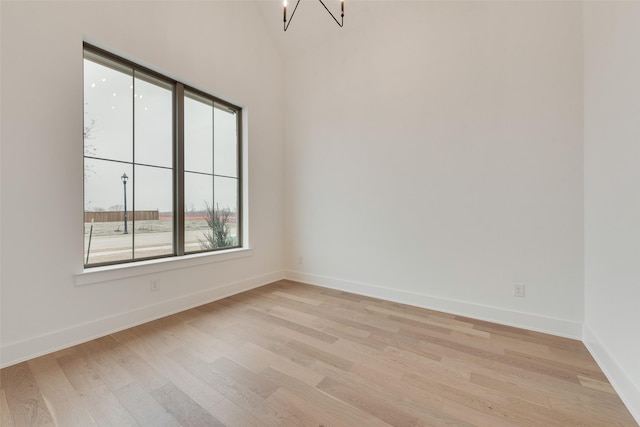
75;248;252;286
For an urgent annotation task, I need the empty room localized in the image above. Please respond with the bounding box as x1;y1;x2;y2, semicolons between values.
1;0;638;425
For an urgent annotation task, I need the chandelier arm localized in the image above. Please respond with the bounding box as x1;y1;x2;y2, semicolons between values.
318;0;344;27
284;0;303;31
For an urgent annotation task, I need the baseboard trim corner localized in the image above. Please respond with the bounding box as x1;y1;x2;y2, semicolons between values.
583;324;640;425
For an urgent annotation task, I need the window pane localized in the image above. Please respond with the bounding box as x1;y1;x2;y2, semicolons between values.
84;159;133;264
184;172;213;253
83;55;133;164
84;45;242;267
214;105;238;178
184;92;213;174
214;176;239;248
133;165;173;258
134;73;173;168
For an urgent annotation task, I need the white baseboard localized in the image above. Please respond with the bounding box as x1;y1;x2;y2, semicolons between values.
583;325;640;425
285;270;583;339
0;270;285;369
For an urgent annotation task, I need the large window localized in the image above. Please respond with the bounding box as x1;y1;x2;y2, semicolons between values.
83;44;242;267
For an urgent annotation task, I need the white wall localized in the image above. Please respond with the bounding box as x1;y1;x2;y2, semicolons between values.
284;1;585;337
1;2;638;419
583;2;640;421
0;1;285;367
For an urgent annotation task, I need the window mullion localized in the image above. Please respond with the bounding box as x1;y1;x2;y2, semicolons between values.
211;100;216;240
237;110;243;247
175;83;185;256
131;72;136;260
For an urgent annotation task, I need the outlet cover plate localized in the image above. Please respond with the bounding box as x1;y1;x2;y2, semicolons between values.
513;284;525;298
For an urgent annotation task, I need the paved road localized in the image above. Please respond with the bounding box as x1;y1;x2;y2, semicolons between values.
84;229;226;264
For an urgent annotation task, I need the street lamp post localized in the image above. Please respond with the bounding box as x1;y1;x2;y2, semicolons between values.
121;173;129;234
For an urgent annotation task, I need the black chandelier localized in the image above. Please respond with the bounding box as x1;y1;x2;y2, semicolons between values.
284;0;344;31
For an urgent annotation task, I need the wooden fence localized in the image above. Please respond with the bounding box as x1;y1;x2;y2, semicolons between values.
84;210;159;223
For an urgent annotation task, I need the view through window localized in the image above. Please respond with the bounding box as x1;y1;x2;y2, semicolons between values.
83;45;241;267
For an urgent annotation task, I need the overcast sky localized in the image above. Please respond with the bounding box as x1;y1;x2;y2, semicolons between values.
84;56;238;214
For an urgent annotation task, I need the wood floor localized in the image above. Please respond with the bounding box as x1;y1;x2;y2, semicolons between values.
1;280;636;426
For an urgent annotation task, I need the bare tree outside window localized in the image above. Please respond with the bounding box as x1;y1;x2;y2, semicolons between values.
199;202;237;249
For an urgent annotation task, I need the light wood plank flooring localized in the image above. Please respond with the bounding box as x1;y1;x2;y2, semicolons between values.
1;280;637;426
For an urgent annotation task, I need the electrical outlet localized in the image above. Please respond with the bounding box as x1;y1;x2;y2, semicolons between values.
150;279;159;292
297;256;304;265
513;284;525;298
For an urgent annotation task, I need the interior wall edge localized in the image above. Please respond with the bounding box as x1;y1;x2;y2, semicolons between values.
583;324;640;425
284;271;582;340
0;270;285;369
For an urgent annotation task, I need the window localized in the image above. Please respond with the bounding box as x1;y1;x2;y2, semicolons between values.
83;44;242;267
